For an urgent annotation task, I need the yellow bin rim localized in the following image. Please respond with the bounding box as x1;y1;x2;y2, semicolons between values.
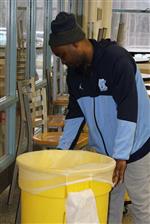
17;150;115;178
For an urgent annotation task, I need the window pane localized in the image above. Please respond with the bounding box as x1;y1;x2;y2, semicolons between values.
36;0;44;81
16;0;28;81
111;0;150;50
128;13;150;48
0;0;8;98
0;108;19;158
113;0;150;10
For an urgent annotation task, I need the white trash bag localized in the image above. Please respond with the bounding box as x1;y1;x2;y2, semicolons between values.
66;189;99;224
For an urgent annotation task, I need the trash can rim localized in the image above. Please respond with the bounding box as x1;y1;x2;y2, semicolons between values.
17;150;116;175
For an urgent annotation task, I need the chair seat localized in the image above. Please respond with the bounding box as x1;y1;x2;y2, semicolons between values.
33;131;62;146
33;132;88;148
74;133;88;149
82;124;88;133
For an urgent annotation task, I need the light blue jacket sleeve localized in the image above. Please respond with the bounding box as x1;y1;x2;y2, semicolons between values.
57;117;85;149
112;119;136;160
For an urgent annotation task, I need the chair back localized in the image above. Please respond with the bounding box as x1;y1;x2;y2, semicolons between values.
17;77;48;150
28;87;48;132
97;27;107;41
17;77;35;123
18;77;48;130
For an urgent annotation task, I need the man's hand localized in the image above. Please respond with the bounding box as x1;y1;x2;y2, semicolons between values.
112;160;127;186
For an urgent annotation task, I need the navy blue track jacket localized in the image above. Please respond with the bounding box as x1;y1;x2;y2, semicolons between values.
57;39;150;163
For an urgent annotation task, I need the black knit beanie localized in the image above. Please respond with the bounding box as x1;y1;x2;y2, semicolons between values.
49;12;85;48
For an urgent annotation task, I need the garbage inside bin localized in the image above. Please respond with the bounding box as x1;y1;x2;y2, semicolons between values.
17;150;115;224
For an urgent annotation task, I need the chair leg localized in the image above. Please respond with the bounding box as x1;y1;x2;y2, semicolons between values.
7;165;18;205
15;191;21;224
8;122;25;205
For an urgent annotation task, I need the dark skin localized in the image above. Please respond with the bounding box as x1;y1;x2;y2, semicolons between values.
51;39;127;186
51;39;93;67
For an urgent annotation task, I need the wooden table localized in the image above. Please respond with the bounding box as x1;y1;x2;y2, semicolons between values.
137;62;150;74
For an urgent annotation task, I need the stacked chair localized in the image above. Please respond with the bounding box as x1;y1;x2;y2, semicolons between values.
97;27;107;41
141;73;150;97
46;67;69;115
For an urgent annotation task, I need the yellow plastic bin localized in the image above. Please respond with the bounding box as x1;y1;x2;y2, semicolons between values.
17;150;115;224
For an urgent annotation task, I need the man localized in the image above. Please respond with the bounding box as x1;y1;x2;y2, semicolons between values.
49;12;150;224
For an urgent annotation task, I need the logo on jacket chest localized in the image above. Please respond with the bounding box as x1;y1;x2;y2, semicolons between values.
98;79;108;91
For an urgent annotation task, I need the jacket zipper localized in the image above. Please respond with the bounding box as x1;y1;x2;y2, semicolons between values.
93;98;109;156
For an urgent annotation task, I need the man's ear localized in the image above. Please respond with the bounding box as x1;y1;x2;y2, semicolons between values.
72;42;79;49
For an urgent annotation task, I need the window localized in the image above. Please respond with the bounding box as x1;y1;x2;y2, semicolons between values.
0;0;7;98
0;0;17;172
111;0;150;52
0;28;7;46
35;0;44;81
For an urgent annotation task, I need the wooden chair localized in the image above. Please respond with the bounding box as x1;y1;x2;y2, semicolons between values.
26;77;65;131
46;69;69;114
22;80;87;149
17;77;87;149
23;84;63;148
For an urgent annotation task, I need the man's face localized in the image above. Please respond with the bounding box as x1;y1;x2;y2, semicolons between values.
51;43;87;67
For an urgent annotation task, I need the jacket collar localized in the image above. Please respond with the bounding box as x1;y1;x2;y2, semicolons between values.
89;39;116;68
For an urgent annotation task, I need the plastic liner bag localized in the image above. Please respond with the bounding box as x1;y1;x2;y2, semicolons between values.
17;150;115;194
66;189;99;224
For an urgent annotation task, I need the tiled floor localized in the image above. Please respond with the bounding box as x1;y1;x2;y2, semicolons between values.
0;187;19;224
0;187;133;224
122;205;133;224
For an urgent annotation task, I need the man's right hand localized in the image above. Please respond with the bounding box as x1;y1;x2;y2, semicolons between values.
112;159;127;186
